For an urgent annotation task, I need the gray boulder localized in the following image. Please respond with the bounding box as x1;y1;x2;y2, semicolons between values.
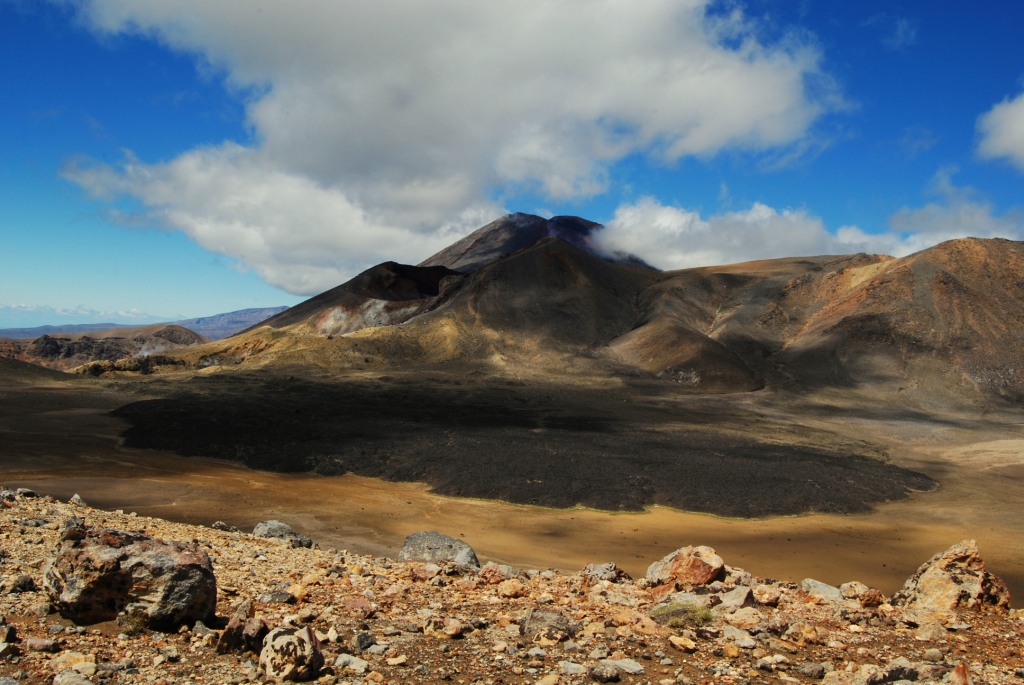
398;531;479;567
252;520;313;548
589;661;621;683
52;672;95;685
607;658;645;675
716;586;754;611
798;663;828;680
520;609;579;641
582;562;631;583
800;578;843;604
43;522;216;629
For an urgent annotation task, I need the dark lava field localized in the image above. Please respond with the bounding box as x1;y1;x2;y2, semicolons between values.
112;372;935;516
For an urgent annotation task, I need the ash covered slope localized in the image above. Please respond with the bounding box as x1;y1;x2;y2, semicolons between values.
606;237;1024;400
247;262;463;337
0;356;76;384
209;226;1024;401
775;238;1024;399
244;213;652;340
431;236;658;349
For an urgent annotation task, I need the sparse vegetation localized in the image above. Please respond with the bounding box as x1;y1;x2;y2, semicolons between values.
651;600;716;627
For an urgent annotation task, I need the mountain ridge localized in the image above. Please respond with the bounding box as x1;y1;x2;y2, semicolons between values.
0;306;289;341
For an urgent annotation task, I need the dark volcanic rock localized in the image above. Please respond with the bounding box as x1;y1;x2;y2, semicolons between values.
42;522;217;628
112;375;936;517
217;599;269;655
398;531;479;567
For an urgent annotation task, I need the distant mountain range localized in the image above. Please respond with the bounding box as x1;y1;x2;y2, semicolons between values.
6;211;1024;407
0;306;288;342
219;212;1024;403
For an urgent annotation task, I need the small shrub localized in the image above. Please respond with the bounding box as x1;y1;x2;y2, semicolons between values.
684;605;715;627
116;608;148;636
651;600;716;628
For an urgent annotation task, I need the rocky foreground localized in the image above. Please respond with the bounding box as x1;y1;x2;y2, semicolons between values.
0;489;1021;685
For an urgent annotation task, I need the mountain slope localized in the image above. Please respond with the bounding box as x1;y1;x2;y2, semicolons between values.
174;307;288;340
775;238;1024;399
249;262;462;336
437;236;656;348
77;208;1024;403
613;238;1024;400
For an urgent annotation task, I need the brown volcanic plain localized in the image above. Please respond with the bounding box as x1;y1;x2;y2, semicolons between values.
2;214;1023;598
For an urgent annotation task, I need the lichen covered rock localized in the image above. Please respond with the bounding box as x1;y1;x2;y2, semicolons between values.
252;520;313;548
397;531;479;567
890;539;1011;611
259;626;324;681
645;545;724;596
42;521;216;628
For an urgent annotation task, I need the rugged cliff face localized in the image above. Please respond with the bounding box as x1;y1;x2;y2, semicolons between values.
0;325;205;372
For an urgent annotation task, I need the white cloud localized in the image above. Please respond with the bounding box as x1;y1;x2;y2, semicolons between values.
977;90;1024;171
0;304;164;329
598;197;840;269
598;170;1024;270
884;167;1024;251
60;0;839;294
62;147;495;294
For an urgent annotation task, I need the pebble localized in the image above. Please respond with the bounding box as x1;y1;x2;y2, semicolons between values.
559;660;586;675
0;494;1015;685
589;661;622;683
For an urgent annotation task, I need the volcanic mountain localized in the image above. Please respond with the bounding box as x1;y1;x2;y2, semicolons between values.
48;213;1024;517
247;213;652;338
190;216;1024;404
10;212;1022;404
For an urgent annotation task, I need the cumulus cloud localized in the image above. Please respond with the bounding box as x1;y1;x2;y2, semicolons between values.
62;147;495;294
977;90;1024;171
883;167;1024;251
60;0;839;294
598;170;1024;271
598;197;841;269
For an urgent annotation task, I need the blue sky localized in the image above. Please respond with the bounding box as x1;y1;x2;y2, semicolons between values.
2;1;1024;328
